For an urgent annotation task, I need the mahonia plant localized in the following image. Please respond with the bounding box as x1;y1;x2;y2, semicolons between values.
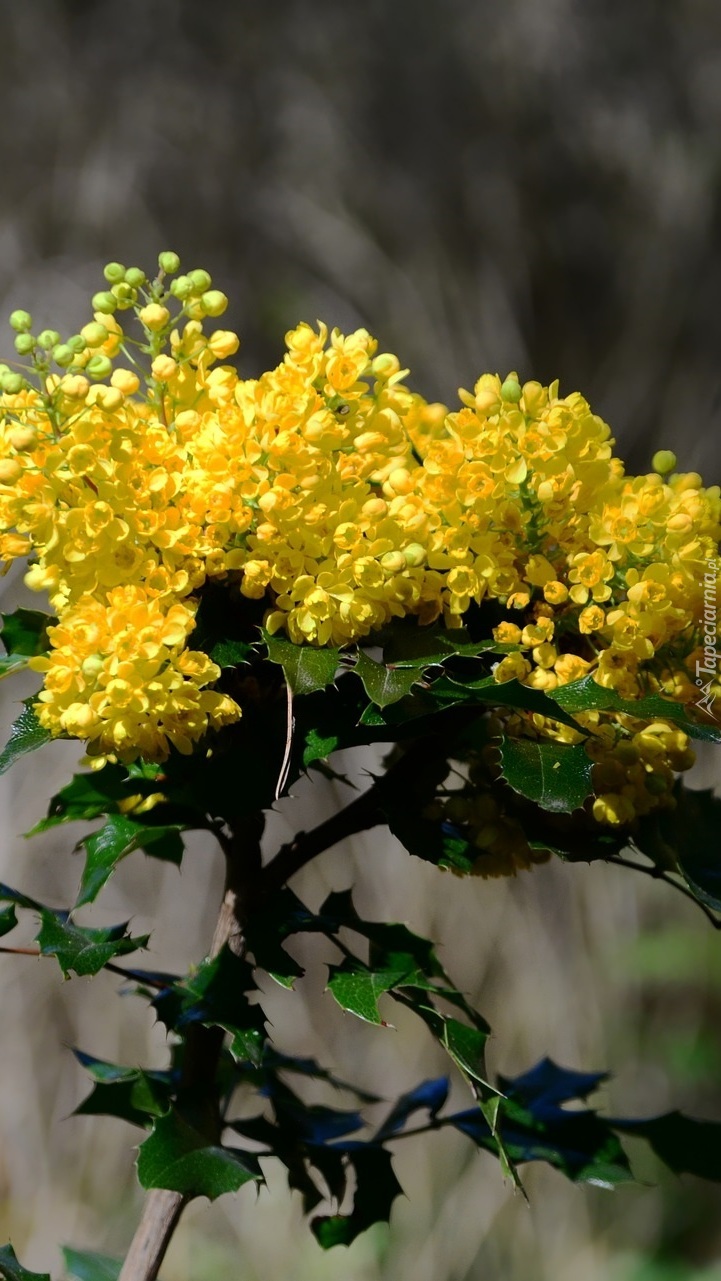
0;254;721;1281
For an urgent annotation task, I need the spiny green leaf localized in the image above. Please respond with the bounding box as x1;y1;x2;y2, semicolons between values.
36;914;148;978
27;766;133;834
327;957;421;1025
0;881;44;911
499;737;594;813
352;650;420;708
312;1148;403;1249
551;675;721;743
61;1246;121;1281
375;1077;449;1140
208;638;254;669
429;673;583;732
0;1245;50;1281
76;815;185;907
73;1051;171;1128
263;632;340;695
0;702;52;776
137;1109;263;1199
150;947;266;1063
382;621;516;667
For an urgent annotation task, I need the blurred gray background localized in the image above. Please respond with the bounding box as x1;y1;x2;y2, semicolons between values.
2;2;721;1278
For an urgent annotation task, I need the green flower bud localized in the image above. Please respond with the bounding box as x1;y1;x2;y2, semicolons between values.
14;333;35;355
86;354;113;381
91;291;118;315
111;282;137;308
403;542;426;567
103;261;126;284
52;344;75;367
37;329;61;350
500;376;522;403
66;334;87;354
1;372;24;394
652;449;677;476
9;310;32;333
188;268;212;295
200;290;228;317
124;267;147;288
170;275;193;301
158;251;180;275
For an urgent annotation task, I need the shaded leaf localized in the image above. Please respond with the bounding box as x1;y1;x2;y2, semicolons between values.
382;621;514;667
375;1077;449;1140
137;1108;263;1199
634;785;721;912
0;702;52;776
208;638;253;669
352;650;420;708
76;815;185;907
263;632;340;696
614;1111;721;1180
37;914;147;978
312;1148;403;1249
552;675;721;744
0;608;53;680
0;905;17;938
0;1245;50;1281
429;673;584;732
151;947;266;1064
73;1051;171;1128
61;1247;121;1281
28;767;132;834
499;737;594;813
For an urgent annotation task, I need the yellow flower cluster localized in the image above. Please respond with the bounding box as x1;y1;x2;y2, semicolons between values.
0;258;718;790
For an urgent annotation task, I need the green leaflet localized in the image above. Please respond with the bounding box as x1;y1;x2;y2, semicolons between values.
137;1109;263;1199
0;702;52;776
499;737;595;813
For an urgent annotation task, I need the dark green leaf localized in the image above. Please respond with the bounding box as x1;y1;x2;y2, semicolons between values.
429;673;584;732
208;638;253;669
634;785;721;912
0;609;53;680
499;737;594;813
382;621;514;667
0;881;44;911
352;650;420;708
614;1112;721;1180
76;815;185;907
0;1245;50;1281
312;1148;403;1249
28;767;132;834
552;675;721;744
37;914;148;978
151;947;266;1064
61;1247;121;1281
263;632;340;696
0;702;52;776
73;1051;171;1128
137;1108;263;1199
0;905;17;938
327;958;417;1025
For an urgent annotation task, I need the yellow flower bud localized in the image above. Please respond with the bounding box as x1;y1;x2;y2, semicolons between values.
0;458;22;484
110;369;140;395
208;330;240;359
151;355;177;381
139;304;170;332
8;426;38;451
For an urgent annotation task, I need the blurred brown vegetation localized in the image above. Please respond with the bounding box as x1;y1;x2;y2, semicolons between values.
1;2;721;1278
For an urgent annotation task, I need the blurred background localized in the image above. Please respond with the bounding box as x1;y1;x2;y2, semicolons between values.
1;1;721;1277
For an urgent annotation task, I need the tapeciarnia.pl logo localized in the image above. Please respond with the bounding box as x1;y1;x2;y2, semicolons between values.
695;557;719;715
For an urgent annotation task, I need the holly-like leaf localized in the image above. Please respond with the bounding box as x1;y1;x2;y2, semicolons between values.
0;1245;50;1281
312;1147;403;1249
375;1077;449;1140
382;621;515;667
61;1247;121;1281
499;737;594;813
263;632;340;695
0;608;53;680
613;1111;721;1180
327;957;419;1025
73;1050;171;1128
27;767;134;834
36;914;148;978
208;638;253;669
352;650;420;708
552;675;721;744
137;1108;263;1199
429;673;584;732
151;947;266;1064
0;702;52;776
76;815;185;907
634;785;721;912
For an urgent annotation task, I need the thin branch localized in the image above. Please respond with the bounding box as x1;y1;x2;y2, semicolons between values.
609;854;721;930
0;947;173;989
118;813;264;1281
